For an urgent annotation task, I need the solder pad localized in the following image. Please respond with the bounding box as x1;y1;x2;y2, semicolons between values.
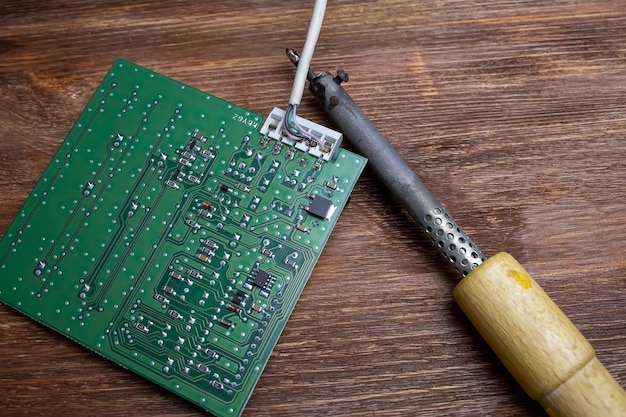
0;59;365;417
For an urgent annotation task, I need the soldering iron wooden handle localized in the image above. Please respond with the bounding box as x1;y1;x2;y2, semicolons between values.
453;252;626;417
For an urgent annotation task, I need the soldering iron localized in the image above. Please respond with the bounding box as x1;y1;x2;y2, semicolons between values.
287;48;626;417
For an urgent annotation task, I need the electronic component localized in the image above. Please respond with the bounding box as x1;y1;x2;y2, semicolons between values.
296;223;310;233
204;348;219;359
154;294;170;304
188;269;202;280
165;179;179;189
196;253;210;263
169;310;183;320
230;297;245;307
306;195;336;220
259;107;342;161
135;323;149;333
252;270;271;288
219;318;233;329
0;59;365;417
285;258;298;269
205;239;218;249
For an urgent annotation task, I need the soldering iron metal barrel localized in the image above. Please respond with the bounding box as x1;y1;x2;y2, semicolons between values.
310;73;485;276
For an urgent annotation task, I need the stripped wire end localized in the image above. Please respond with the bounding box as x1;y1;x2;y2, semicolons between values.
286;48;318;82
283;104;327;152
286;48;300;66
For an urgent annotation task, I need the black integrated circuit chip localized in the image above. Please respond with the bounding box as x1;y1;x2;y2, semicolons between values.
306;195;336;220
252;270;271;288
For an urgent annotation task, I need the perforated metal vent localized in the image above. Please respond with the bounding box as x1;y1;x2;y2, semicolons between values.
420;207;485;276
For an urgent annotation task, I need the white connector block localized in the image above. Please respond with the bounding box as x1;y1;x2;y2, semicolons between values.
259;107;343;161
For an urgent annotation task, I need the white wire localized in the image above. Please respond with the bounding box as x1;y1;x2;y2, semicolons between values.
288;0;327;105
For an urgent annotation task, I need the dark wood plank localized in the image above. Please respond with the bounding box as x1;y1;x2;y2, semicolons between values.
1;0;625;415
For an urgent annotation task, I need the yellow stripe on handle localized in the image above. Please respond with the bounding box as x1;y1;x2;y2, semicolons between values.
453;252;626;417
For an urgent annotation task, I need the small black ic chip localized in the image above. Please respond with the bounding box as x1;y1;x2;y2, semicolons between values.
306;195;336;220
252;270;271;288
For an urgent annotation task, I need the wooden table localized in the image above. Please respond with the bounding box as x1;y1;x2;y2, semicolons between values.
1;1;625;415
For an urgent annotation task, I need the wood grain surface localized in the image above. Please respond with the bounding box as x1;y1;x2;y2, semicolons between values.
1;1;625;416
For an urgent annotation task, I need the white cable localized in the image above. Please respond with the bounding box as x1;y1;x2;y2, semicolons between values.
288;0;327;105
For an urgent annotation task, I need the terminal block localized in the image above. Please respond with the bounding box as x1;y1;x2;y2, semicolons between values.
260;107;343;161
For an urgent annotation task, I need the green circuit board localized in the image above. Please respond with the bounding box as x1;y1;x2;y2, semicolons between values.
0;59;365;417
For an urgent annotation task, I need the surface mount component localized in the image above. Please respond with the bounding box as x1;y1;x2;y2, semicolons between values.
0;58;366;417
